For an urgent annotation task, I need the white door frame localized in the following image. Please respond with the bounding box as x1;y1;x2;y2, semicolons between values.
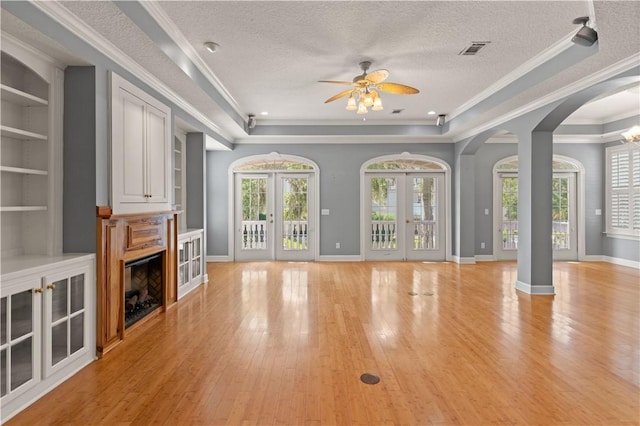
275;173;315;261
228;153;320;261
492;155;586;261
360;153;451;261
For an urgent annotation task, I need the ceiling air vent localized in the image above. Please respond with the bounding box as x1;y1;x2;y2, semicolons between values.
459;41;490;56
392;109;404;114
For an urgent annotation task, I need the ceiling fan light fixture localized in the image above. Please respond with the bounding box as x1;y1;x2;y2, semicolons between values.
319;61;419;115
363;90;374;107
346;95;357;110
372;93;383;111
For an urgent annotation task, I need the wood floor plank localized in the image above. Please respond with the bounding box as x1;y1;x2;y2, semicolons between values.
5;261;639;425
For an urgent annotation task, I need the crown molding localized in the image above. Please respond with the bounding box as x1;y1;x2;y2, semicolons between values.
138;1;244;119
452;53;640;141
29;0;233;143
234;135;453;145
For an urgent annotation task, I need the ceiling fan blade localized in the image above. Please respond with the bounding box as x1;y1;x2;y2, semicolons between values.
376;82;420;94
365;69;389;84
318;80;354;85
324;89;354;103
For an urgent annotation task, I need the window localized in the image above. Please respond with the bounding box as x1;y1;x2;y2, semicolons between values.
606;145;640;237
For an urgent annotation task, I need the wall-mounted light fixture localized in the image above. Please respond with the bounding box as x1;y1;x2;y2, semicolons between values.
571;17;598;46
248;114;256;129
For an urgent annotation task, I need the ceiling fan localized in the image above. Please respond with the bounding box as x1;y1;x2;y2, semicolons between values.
319;61;419;114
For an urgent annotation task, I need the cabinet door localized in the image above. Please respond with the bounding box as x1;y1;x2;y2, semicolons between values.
177;237;190;288
42;265;91;377
146;103;169;203
114;87;147;203
191;234;202;281
0;277;42;403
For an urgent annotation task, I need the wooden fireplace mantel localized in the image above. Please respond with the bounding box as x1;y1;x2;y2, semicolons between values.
96;206;178;357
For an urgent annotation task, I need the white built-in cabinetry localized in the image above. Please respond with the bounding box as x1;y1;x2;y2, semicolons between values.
0;35;96;424
177;229;205;299
1;36;63;258
0;255;95;423
110;72;171;214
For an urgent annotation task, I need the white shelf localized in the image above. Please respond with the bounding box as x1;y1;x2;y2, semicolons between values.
1;206;47;212
1;166;48;175
1;125;47;141
1;84;48;106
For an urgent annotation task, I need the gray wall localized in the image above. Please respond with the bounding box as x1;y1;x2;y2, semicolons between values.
207;140;639;262
63;67;97;252
207;143;454;257
186;133;206;230
472;142;606;258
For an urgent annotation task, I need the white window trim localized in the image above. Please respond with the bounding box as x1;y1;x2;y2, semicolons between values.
605;145;640;239
227;152;320;260
360;152;452;261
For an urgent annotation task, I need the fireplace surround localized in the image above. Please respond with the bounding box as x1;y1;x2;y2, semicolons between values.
96;207;177;357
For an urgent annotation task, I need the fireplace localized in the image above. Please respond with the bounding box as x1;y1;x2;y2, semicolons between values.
124;253;163;328
96;208;178;357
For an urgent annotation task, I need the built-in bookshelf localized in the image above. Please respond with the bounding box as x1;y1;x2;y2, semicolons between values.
174;133;187;231
1;39;62;258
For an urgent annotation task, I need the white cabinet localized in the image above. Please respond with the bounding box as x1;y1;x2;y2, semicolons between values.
177;229;206;299
1;36;63;258
0;255;95;423
111;72;171;214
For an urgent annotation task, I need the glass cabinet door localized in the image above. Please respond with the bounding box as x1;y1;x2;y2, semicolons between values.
0;279;42;403
178;238;190;287
191;235;202;280
43;268;89;377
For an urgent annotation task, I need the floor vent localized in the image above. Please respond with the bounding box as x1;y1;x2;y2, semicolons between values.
459;41;490;56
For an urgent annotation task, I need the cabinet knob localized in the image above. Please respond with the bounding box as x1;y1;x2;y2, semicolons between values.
47;284;56;290
32;288;43;294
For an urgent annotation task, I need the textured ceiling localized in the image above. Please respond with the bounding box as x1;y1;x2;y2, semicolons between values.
2;0;638;142
155;0;591;122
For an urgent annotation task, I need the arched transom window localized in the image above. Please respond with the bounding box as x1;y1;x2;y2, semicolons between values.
365;157;447;171
233;155;315;172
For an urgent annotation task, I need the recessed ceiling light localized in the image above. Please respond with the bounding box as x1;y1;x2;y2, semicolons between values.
204;42;219;53
427;110;436;115
260;111;269;116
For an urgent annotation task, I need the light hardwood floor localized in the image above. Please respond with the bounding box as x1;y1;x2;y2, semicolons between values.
7;261;639;425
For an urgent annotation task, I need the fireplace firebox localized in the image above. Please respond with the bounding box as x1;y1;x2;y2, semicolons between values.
124;253;163;328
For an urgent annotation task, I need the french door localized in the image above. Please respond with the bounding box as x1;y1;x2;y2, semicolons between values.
496;172;577;260
234;173;315;261
364;173;445;261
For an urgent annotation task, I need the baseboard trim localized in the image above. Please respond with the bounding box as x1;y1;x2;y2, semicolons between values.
452;256;476;264
581;255;605;262
206;255;232;262
317;255;362;262
475;255;496;262
603;256;640;269
515;280;555;295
